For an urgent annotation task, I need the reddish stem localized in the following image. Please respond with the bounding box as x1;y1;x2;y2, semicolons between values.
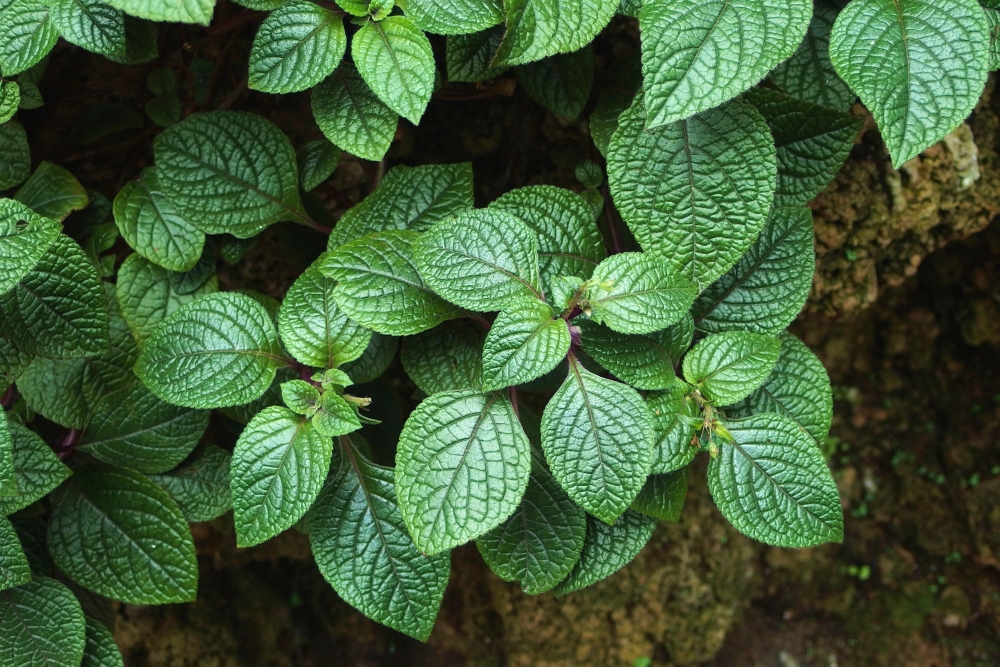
0;385;13;409
508;386;519;419
56;428;81;461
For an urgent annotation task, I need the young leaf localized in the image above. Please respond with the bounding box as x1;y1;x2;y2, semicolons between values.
101;0;214;25
312;64;399;162
298;138;340;192
48;466;199;604
49;0;127;59
278;265;372;369
352;16;435;124
321;231;463;336
0;198;61;294
149;445;233;523
0;420;72;515
414;209;543;312
476;452;587;595
631;468;688;522
0;0;58;76
0;81;20;124
646;378;699;475
693;207;815;335
341;332;398;384
404;0;504;35
0;516;30;591
445;26;507;82
82;616;124;667
576;319;678;391
639;0;811;127
540;356;653;523
481;301;570;391
709;413;843;547
312;391;362;437
585;252;697;335
310;439;450;641
0;122;31;190
113;167;205;273
681;331;781;406
328;163;474;247
281;379;321;415
401;319;484;395
134;292;285;409
515;46;593;119
79;383;208;474
0;578;86;667
154;111;305;238
248;0;346;94
554;510;656;595
395;390;531;554
829;0;989;167
231;406;333;547
14;161;89;221
493;0;618;67
608;95;777;290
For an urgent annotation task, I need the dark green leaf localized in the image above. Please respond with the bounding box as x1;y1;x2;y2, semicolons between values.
586;252;697;335
15;162;89;222
554;510;656;594
0;515;30;592
516;46;593;118
352;16;435;124
481;300;569;391
681;331;781;406
248;0;346;94
0;578;86;667
0;198;61;294
312;64;399;162
630;468;688;522
148;445;232;523
401;319;484;395
0;420;71;515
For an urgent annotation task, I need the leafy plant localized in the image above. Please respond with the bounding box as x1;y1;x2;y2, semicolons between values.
0;0;993;657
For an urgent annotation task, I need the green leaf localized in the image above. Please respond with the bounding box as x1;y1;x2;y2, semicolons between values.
608;95;777;290
0;198;61;294
0;515;30;591
554;510;656;595
476;452;586;595
48;466;199;603
352;16;435;124
341;332;397;384
404;0;504;35
576;318;681;391
540;356;653;523
312;64;399;162
445;26;507;82
395;389;531;554
0;335;31;390
115;253;218;346
0;234;110;359
113;167;205;273
79;383;208;474
987;7;1000;71
81;616;124;667
312;391;361;437
0;80;20;124
248;0;346;94
729;332;832;445
0;122;31;191
154;111;305;238
646;377;699;475
50;0;127;58
298;138;340;192
630;468;688;522
400;319;484;395
233;0;286;9
693;206;815;335
770;1;855;111
744;88;861;207
829;0;989;167
489;185;605;299
681;331;780;406
516;46;593;118
0;420;71;515
414;209;543;311
321;231;462;336
134;292;284;409
281;379;320;415
0;412;15;498
481;300;569;391
585;252;697;335
589;56;640;157
709;412;842;547
639;0;811;127
15;161;89;222
310;439;450;641
329;163;474;248
0;578;86;667
148;445;232;523
494;0;618;67
278;265;372;369
0;0;58;76
231;406;333;547
101;0;214;25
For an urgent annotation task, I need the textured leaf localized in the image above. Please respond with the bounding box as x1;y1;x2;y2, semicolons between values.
639;0;811;127
154;111;304;238
729;332;832;444
405;0;504;35
0;122;31;190
693;206;815;335
0;578;86;667
149;445;232;523
321;231;462;336
608;95;777;290
576;319;680;391
0;234;110;359
48;466;199;604
476;452;586;594
14;162;89;222
231;406;333;547
0;0;58;76
586;252;697;335
987;7;1000;71
829;0;989;167
631;468;688;522
481;301;569;391
312;64;399;162
395;390;531;554
494;0;618;67
646;377;700;475
0;412;13;498
0;80;21;124
50;0;127;58
248;0;346;94
554;510;656;595
516;46;593;118
682;331;780;406
278;265;371;369
101;0;214;25
352;16;435;124
81;616;124;667
0;420;71;515
709;413;843;547
310;439;450;641
414;209;543;311
445;26;507;82
540;356;653;523
341;332;397;384
401;320;483;395
0;199;61;294
0;515;30;591
312;391;361;437
298;138;340;192
134;292;284;409
0;335;32;392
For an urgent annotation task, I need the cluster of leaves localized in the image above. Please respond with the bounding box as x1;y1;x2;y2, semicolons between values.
1;0;996;659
